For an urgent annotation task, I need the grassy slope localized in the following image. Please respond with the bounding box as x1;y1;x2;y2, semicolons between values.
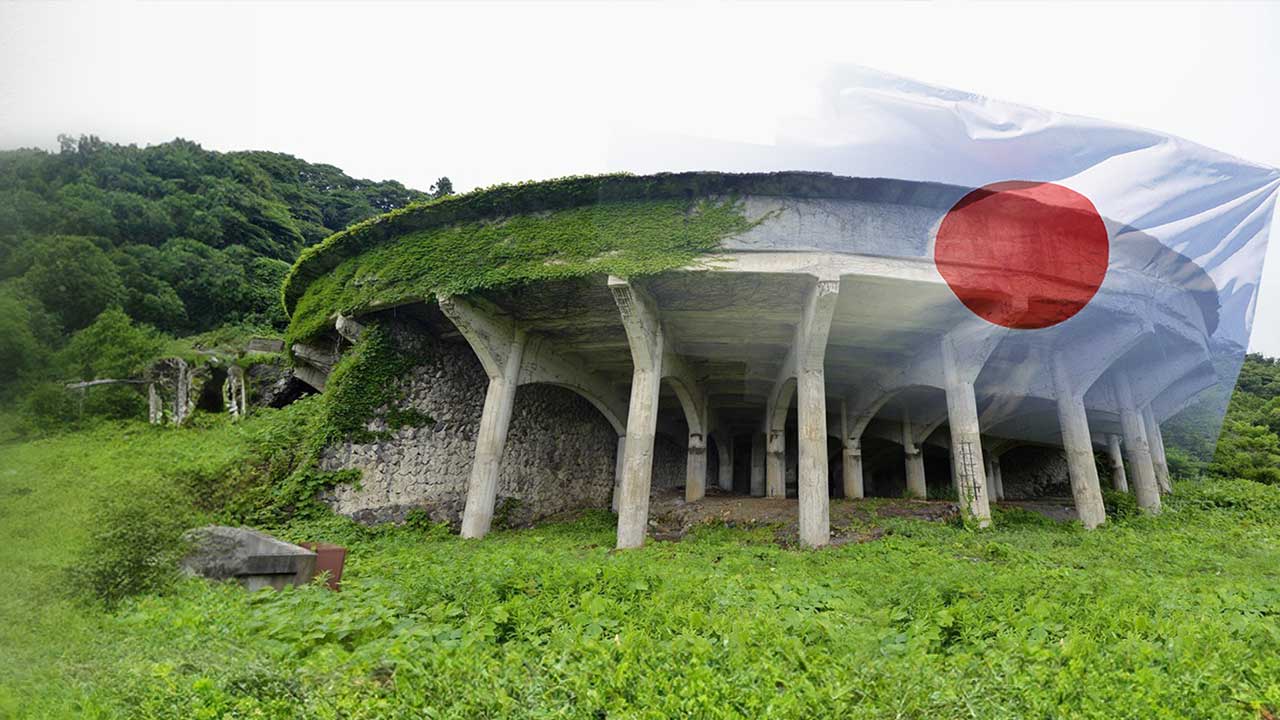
2;415;1280;718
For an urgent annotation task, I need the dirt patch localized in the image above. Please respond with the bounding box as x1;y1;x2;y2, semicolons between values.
646;487;962;546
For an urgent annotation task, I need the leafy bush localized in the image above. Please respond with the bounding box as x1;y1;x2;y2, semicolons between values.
66;479;198;607
1170;478;1280;523
1102;488;1138;520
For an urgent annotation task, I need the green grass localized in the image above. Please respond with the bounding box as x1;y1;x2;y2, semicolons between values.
2;414;1280;718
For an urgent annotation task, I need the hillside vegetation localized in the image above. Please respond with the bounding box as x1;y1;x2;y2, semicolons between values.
0;135;443;408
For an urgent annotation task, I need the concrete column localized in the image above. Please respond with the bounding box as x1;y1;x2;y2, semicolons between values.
984;457;997;505
461;331;527;539
616;361;662;547
685;433;707;502
943;379;991;527
1052;358;1107;529
716;434;733;492
1106;434;1128;492
1143;405;1172;494
148;383;162;425
1114;370;1161;513
797;368;830;547
173;358;190;426
840;399;863;499
750;433;766;497
765;430;786;498
992;457;1004;501
843;439;864;499
901;415;926;499
612;437;625;512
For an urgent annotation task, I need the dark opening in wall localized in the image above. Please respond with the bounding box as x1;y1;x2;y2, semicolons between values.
196;367;227;412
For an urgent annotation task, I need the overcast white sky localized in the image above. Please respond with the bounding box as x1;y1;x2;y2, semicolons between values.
2;1;1279;352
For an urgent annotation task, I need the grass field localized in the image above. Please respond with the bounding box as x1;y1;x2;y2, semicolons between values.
2;411;1279;719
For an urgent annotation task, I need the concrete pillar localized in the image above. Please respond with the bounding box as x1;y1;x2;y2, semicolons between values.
750;433;766;497
840;399;863;499
1143;405;1172;494
984;457;997;505
843;438;864;499
173;358;190;426
716;434;733;492
461;331;527;539
765;430;786;498
685;433;707;502
1114;370;1161;513
616;359;662;547
901;415;926;499
612;437;625;512
943;378;991;526
992;457;1004;501
148;383;162;425
1106;434;1128;492
796;368;831;547
1052;358;1107;529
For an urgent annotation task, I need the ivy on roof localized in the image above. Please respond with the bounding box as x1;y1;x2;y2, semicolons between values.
280;171;957;321
284;195;755;344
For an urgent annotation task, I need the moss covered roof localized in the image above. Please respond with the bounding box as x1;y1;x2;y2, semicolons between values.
280;171;965;344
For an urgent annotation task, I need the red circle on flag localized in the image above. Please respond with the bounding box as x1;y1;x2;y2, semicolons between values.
934;181;1109;329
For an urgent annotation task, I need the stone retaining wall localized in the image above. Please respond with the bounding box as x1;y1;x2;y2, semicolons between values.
320;327;684;527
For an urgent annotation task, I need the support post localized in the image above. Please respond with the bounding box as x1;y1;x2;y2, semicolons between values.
610;277;665;549
765;430;786;498
715;433;734;492
992;457;1004;501
797;366;830;547
794;279;838;547
984;457;997;504
942;337;992;527
438;295;530;540
903;416;927;499
1143;405;1172;494
148;383;162;425
686;433;707;502
1052;356;1107;529
1114;370;1161;513
612;436;625;512
1106;434;1128;492
840;399;864;499
750;433;766;497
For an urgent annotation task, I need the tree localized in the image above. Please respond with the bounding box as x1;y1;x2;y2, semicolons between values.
430;176;454;199
57;307;164;381
21;235;126;331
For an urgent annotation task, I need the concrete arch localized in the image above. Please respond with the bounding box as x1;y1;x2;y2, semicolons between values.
530;381;627;436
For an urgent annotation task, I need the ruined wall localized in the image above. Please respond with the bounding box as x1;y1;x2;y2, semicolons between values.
320;328;683;527
998;446;1072;499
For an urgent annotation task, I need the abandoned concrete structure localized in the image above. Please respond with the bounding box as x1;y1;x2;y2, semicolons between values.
285;173;1221;548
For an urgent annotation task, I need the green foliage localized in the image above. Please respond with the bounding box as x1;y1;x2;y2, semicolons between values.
65;478;197;608
1101;488;1138;520
4;416;1280;717
315;324;433;445
17;235;125;331
57;307;166;381
1207;419;1280;484
288;195;755;343
0;136;433;398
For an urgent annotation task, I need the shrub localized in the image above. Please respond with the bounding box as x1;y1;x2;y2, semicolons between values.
66;479;198;607
1102;488;1138;520
1171;478;1280;524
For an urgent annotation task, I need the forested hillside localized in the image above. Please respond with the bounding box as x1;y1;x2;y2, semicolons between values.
0;135;445;402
